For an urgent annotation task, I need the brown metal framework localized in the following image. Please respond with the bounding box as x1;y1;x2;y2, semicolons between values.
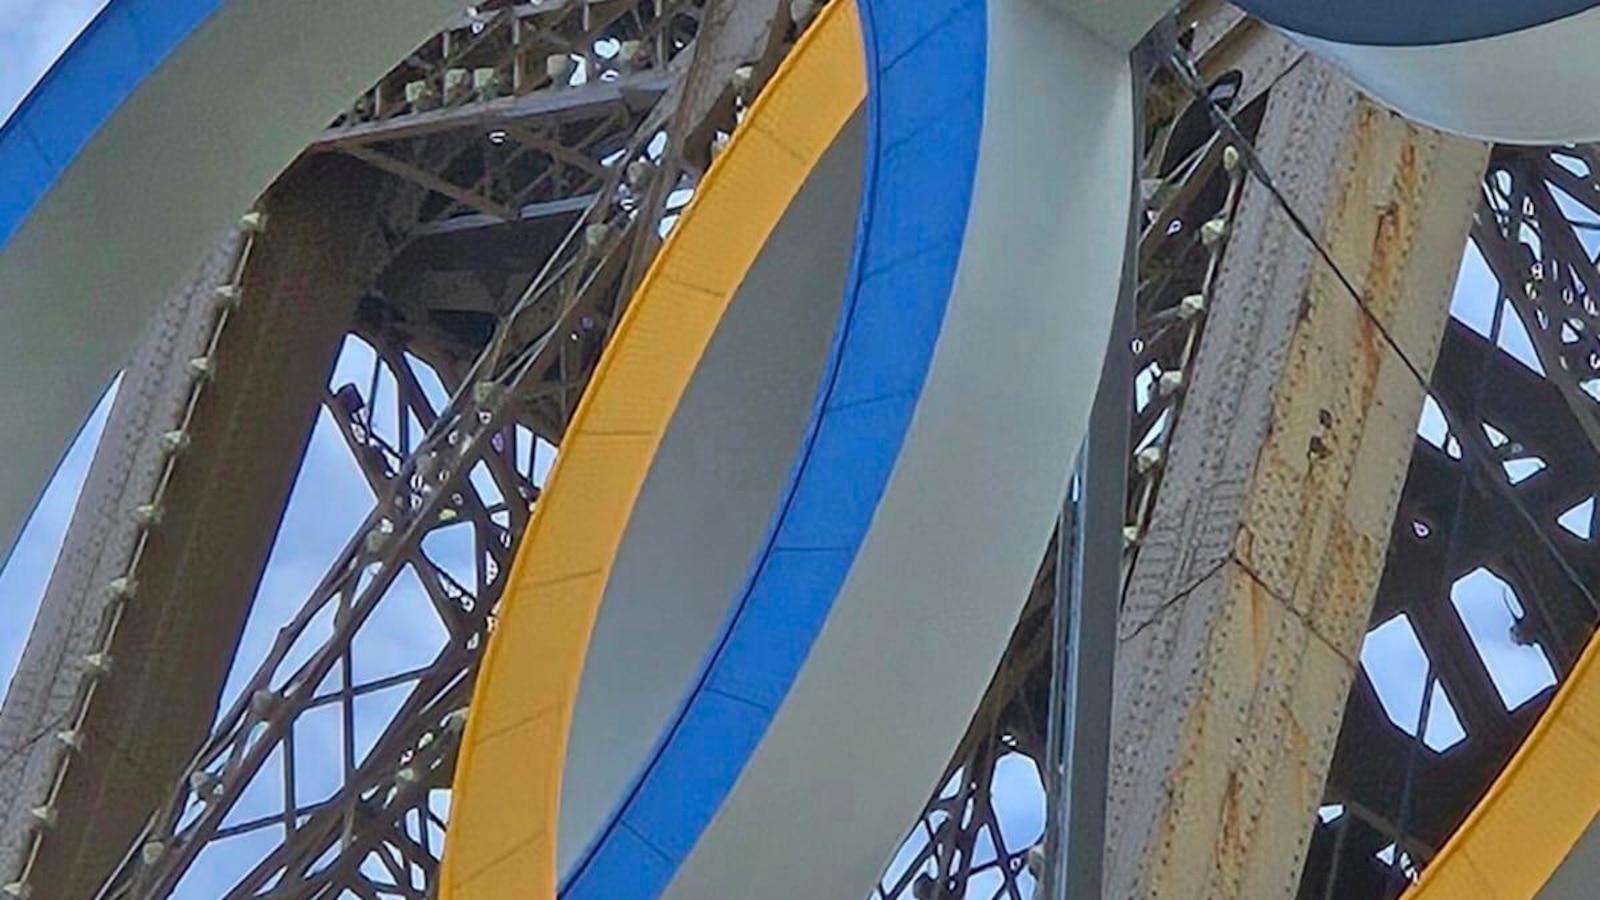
60;0;808;896
21;3;1576;900
867;19;1274;898
1299;144;1600;898
57;5;1286;899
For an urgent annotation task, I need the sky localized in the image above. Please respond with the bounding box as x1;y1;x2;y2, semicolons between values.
0;0;110;121
0;17;475;882
0;0;114;698
0;4;1050;873
0;7;1584;896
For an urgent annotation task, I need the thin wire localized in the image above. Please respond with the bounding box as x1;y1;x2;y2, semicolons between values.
1166;49;1600;615
1165;45;1600;893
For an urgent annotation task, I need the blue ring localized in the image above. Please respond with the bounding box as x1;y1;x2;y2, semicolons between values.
0;0;223;249
1238;0;1600;47
559;0;986;894
5;0;986;893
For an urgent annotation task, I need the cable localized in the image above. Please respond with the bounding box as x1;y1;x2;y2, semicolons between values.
1165;47;1600;614
1164;42;1600;893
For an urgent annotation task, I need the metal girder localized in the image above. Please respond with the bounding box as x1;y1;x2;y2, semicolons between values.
3;0;711;887
1304;142;1600;898
315;73;673;150
12;1;798;897
1106;50;1488;900
867;10;1267;897
0;157;408;900
7;5;1528;900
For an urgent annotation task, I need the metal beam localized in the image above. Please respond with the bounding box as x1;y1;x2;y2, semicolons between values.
314;72;672;149
411;193;594;237
1105;57;1489;900
344;144;519;221
0;157;390;900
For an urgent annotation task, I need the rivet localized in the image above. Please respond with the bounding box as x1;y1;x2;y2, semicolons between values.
189;770;224;801
141;841;165;865
160;430;191;456
443;708;469;734
1136;447;1165;474
731;65;754;102
250;690;281;721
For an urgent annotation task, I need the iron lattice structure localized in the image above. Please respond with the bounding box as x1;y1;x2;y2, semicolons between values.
61;5;1266;898
0;4;1280;898
1298;150;1600;896
867;26;1270;900
70;0;814;895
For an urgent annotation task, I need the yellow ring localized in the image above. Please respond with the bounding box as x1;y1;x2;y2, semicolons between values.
1404;627;1600;898
441;6;866;897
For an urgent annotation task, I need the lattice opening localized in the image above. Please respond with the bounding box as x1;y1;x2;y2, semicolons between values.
1558;496;1596;539
1359;614;1467;753
1449;568;1557;711
1416;395;1462;460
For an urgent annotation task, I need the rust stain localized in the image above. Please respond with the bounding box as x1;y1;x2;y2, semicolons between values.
1219;768;1248;876
1249;576;1269;667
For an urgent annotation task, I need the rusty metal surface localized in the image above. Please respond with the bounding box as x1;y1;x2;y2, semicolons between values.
7;3;1560;899
1302;144;1600;898
0;232;246;890
867;14;1280;897
1107;52;1488;900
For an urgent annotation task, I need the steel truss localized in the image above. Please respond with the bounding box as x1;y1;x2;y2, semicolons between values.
13;3;1302;899
74;0;807;895
868;25;1269;900
1298;147;1600;899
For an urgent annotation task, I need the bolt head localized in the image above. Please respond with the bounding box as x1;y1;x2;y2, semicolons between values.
160;430;191;455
